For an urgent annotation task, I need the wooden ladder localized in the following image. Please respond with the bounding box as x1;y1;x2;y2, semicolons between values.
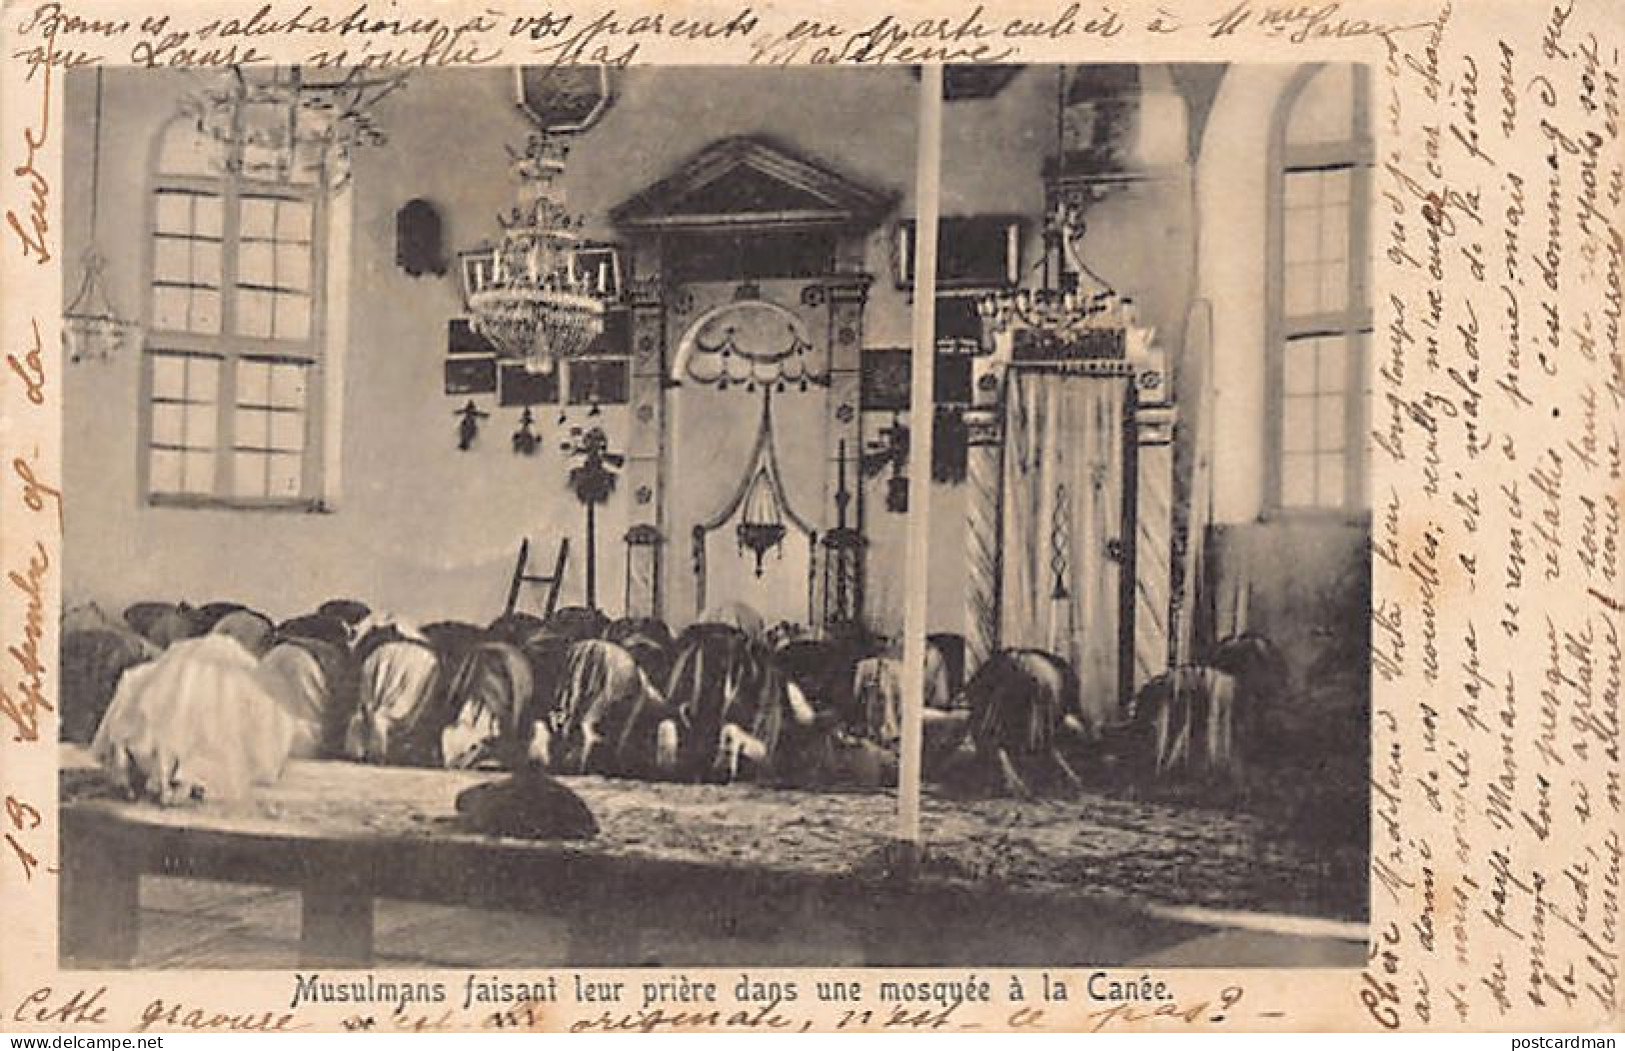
504;537;570;618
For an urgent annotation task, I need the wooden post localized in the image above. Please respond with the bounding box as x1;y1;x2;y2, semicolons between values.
60;818;140;967
300;888;375;967
898;65;944;854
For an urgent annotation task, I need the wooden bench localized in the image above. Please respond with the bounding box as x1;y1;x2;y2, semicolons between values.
59;747;1363;969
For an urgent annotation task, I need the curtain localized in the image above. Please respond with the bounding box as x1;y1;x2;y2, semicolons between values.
1001;370;1129;733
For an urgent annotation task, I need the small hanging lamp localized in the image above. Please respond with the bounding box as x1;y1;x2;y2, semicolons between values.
64;68;137;364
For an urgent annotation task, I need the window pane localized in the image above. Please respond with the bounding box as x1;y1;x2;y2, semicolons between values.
1317;455;1345;507
1281;453;1315;507
1320;168;1352;205
1320;201;1350;260
188;357;220;403
191;290;221;334
237;361;269;405
152;286;189;331
1284;207;1317;264
149;449;182;494
274;295;311;341
270;411;305;451
269;364;308;408
240;198;277;240
269;453;303;498
185;402;217;445
1283;172;1316;208
238;290;273;338
1317;337;1348;392
1284;263;1318;316
276;200;313;242
150;403;184;446
154;193;192;235
193;195;223;238
154;237;191;282
1282;396;1315;452
1319;258;1350;312
151;355;186;400
277;243;312;292
183;450;216;493
239;242;275;286
234;452;268;499
235;406;270;448
1284;340;1317;394
1317;393;1346;449
191;241;222;286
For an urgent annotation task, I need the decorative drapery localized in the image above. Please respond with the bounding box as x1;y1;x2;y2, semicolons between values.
1000;369;1128;733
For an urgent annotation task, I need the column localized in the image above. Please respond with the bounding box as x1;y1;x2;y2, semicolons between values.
624;242;666;619
823;275;869;627
961;406;1003;676
1133;402;1177;689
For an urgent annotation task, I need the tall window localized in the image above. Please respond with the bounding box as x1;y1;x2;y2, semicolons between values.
144;120;326;507
1270;65;1372;513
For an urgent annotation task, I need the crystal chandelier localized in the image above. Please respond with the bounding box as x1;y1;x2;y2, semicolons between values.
463;131;609;375
976;197;1133;338
181;66;406;190
64;68;136;364
977;66;1136;346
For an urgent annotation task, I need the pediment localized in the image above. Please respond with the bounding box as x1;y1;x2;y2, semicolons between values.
610;136;893;233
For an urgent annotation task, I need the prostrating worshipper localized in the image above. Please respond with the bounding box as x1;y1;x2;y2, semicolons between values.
317;599;372;635
209;607;277;658
1210;633;1291;757
454;762;598;840
123;601;196;649
258;632;358;760
603;617;675;691
275;611;354;650
770;626;878;731
91;632;300;804
487;610;548;646
1127;633;1289;781
422;619;492;675
939;648;1089;798
440;640;535;770
536;638;673;778
698;601;765;642
852;638;954;747
540;605;609;644
662;621;787;783
344;623;449;767
188;600;250;635
60;617;158;744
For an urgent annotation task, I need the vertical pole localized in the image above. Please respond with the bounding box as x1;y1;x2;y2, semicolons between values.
899;65;944;851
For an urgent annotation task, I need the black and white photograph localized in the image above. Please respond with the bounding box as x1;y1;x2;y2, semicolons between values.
54;61;1374;971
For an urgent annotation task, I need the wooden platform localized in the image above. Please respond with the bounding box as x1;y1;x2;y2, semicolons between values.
60;747;1366;968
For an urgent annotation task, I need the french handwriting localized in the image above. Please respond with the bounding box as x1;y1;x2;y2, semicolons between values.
1371;0;1623;1029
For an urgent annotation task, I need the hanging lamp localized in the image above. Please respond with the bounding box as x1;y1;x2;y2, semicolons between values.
63;68;137;365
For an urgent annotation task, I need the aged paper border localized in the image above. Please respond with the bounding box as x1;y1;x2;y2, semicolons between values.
3;0;1622;1034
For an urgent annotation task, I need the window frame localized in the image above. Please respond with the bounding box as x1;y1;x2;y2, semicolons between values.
1263;64;1374;520
139;116;331;512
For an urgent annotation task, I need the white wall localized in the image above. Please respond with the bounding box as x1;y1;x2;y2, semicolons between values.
1194;64;1299;525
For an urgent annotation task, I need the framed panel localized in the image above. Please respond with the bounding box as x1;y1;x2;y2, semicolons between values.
515;66;613;133
895;217;1022;289
499;364;561;406
568;358;630;405
445;357;497;396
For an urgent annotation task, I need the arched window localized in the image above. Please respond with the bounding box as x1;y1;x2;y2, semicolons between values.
1267;65;1372;514
142;112;329;507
